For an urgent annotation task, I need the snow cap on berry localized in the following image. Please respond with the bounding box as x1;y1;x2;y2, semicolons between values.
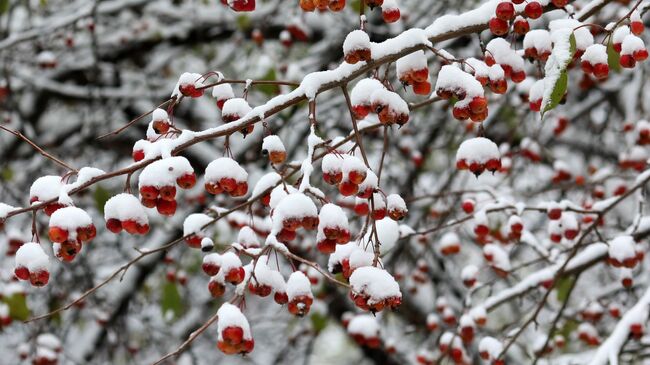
216;303;252;340
104;193;148;225
15;242;49;272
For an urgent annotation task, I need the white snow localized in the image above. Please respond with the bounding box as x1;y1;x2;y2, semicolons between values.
205;157;248;182
15;242;49;271
621;34;645;55
262;135;285;153
251;172;281;198
350;78;386;107
396;50;428;77
608;235;636;263
581;44;608;64
348;314;380;337
273;193;317;225
456;137;500;164
318;203;349;231
212;83;235;101
104;193;148;224
138;156;194;188
30;175;63;202
343;30;371;55
349;266;401;303
183;213;213;236
286;271;313;300
49;206;92;234
222;98;252;120
216;303;252;340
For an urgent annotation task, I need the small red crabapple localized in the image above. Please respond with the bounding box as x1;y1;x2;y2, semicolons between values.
513;17;530;35
461;199;475;214
156;199;177;216
132;149;145;162
631;20;644;35
495;1;515;21
524;1;543;19
489;17;509;36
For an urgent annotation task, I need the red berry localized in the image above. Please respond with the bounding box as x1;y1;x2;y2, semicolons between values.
495;1;515;21
30;269;50;287
140;185;159;200
513;18;530;35
461;200;475;214
634;49;648;61
14;266;29;280
338;181;359;196
176;173;197;189
524;1;543;19
382;8;400;23
156;199;177;216
48;226;68;243
106;218;122;233
631;21;644;35
620;54;636;68
592;63;609;79
133;149;145;162
489;17;509;36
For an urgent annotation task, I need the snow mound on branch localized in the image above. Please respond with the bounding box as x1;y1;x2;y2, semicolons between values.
0;203;18;220
252;172;282;197
183;213;213;236
222;98;252;119
30;176;63;202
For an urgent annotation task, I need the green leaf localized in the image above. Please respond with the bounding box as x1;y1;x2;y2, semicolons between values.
1;167;13;181
542;71;568;115
0;0;9;14
257;69;280;97
161;282;183;320
555;276;575;302
236;15;251;30
568;33;576;56
310;312;328;333
607;38;622;72
558;319;578;342
350;0;361;12
4;293;29;321
93;186;112;214
541;32;575;116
